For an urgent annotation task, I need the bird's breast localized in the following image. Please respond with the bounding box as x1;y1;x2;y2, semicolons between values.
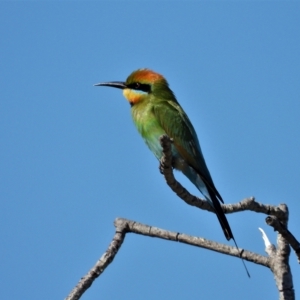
131;103;166;160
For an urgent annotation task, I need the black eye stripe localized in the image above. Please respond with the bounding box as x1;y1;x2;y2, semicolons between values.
127;82;151;93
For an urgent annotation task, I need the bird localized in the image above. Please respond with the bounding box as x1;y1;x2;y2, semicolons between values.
95;69;249;276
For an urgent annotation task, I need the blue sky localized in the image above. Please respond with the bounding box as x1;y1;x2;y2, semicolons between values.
1;2;300;299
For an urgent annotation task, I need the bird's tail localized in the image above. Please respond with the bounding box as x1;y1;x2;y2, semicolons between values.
209;192;250;278
210;193;234;241
182;165;250;276
191;171;234;240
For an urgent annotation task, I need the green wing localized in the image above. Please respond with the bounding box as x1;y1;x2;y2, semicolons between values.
153;100;223;202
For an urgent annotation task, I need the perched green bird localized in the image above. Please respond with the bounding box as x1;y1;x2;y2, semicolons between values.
95;69;249;275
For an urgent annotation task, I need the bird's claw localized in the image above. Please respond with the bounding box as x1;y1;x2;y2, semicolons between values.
159;162;165;174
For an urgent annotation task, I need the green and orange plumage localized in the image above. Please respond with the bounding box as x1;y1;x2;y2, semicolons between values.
95;68;249;276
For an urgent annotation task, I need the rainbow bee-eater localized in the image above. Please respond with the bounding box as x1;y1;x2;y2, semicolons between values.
95;69;248;275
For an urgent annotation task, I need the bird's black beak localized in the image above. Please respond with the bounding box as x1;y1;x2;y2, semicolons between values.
94;81;127;89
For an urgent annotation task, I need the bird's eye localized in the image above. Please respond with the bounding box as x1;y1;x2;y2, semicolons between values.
128;82;151;93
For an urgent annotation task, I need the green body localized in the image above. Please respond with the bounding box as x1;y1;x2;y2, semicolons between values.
97;69;233;241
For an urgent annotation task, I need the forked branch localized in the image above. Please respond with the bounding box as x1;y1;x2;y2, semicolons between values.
65;218;269;300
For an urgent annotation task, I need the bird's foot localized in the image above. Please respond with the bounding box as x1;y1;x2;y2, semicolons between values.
159;161;165;174
159;158;175;174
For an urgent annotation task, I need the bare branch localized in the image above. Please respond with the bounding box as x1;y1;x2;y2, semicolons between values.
65;220;127;300
124;218;269;266
65;218;270;300
266;215;300;263
159;134;286;218
265;205;295;300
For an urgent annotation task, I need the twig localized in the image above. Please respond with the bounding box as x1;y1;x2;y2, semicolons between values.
65;220;127;300
259;228;276;257
266;214;300;263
